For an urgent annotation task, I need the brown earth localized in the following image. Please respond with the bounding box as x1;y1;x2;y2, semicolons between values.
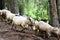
0;20;59;40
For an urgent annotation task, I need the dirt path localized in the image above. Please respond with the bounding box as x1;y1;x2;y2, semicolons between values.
0;21;59;40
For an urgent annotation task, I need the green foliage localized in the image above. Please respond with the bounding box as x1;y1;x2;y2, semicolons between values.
18;0;48;21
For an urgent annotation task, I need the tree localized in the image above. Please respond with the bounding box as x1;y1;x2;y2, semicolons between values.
56;0;60;23
19;2;24;16
0;0;5;10
48;0;60;27
8;0;19;14
18;0;24;15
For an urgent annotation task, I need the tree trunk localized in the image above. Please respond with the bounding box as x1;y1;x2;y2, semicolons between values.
56;0;60;24
0;0;5;10
19;6;24;16
8;0;19;14
19;0;24;16
48;0;60;27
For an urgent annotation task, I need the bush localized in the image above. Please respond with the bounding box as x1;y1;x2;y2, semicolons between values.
18;0;48;22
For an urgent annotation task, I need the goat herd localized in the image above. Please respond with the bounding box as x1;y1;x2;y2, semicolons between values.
0;9;60;38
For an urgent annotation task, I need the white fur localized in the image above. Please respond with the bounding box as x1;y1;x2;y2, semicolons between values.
0;10;3;20
12;16;31;28
1;9;11;18
2;9;19;22
2;9;11;15
54;28;60;36
33;21;55;36
6;13;16;21
0;10;2;15
0;9;11;21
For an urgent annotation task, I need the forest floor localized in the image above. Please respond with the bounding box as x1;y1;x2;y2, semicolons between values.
0;20;59;40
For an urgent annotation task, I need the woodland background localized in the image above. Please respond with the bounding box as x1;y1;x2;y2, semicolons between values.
0;0;60;40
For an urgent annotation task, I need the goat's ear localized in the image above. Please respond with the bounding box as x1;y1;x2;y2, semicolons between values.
26;17;31;22
29;17;31;22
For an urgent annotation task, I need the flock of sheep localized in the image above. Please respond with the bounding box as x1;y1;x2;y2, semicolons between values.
0;9;60;38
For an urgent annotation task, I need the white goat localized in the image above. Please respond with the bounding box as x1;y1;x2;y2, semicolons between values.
32;21;58;37
12;16;31;29
1;9;11;19
2;9;19;22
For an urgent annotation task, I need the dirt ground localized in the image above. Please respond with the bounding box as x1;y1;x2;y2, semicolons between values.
0;20;59;40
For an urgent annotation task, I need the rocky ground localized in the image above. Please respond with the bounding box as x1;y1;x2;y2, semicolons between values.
0;20;59;40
